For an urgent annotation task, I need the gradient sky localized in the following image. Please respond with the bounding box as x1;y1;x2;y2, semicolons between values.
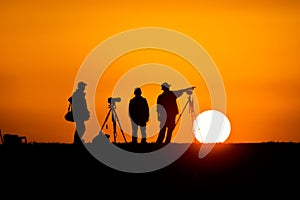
0;0;299;143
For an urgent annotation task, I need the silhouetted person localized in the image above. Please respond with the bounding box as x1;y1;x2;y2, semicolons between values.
156;82;195;144
129;87;149;144
71;81;90;144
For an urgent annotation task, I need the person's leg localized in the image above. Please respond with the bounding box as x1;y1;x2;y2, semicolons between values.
74;120;85;144
140;125;147;144
131;121;138;144
156;121;166;144
165;115;176;144
73;130;81;145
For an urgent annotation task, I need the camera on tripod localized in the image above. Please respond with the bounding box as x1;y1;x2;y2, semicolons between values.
100;96;127;143
108;97;121;105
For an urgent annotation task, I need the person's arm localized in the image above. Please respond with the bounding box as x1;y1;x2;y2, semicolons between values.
173;86;196;97
145;99;150;121
128;99;133;117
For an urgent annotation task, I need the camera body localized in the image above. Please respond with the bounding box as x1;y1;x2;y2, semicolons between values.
108;97;121;104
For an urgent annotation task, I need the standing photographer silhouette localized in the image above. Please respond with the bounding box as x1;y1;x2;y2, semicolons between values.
156;82;195;144
71;81;90;144
129;87;149;144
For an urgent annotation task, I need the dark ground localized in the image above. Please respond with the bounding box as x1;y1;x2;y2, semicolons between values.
0;142;299;198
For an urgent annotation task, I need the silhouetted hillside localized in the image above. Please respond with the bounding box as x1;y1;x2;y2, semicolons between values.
0;142;299;198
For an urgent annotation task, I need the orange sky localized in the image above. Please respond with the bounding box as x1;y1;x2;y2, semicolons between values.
0;0;300;143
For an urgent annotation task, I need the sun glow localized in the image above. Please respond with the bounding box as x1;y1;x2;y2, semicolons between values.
193;110;231;143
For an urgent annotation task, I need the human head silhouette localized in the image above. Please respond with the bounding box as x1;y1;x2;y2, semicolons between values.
161;82;171;91
78;81;87;91
134;87;142;96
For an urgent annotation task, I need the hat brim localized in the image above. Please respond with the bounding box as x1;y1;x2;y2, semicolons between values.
161;83;171;88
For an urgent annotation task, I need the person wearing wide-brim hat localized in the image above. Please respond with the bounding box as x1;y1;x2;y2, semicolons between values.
156;82;195;144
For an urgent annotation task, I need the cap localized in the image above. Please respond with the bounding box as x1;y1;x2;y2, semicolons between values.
161;82;171;89
78;81;87;87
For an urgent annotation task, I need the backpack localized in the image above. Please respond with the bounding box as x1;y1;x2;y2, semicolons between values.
64;97;74;122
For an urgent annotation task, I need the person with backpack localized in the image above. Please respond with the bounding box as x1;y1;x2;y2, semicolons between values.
70;81;90;144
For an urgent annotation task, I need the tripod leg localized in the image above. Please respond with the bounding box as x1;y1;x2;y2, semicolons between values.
100;108;111;134
175;97;190;127
112;108;128;143
112;111;117;143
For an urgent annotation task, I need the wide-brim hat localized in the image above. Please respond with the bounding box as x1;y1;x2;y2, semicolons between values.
161;82;171;89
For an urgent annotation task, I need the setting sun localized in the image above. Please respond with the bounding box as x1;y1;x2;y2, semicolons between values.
193;110;231;143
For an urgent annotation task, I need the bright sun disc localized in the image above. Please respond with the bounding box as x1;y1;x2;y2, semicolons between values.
193;110;231;143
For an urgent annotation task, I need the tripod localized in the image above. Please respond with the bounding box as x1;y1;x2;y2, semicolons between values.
175;93;199;143
100;102;127;143
175;94;196;127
